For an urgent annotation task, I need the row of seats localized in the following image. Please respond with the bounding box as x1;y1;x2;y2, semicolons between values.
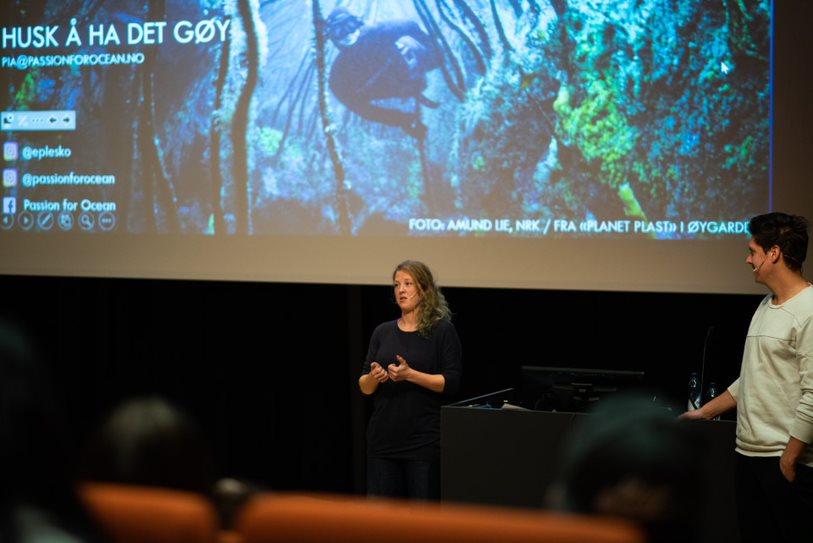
80;483;644;543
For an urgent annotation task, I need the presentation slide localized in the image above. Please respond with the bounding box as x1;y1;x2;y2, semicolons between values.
1;0;771;240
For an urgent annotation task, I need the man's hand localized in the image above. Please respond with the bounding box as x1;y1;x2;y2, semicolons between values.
677;390;737;422
678;409;707;421
780;453;797;483
780;437;806;483
369;361;389;383
388;355;413;382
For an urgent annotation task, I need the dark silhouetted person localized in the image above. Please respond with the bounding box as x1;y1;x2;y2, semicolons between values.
0;320;106;543
326;8;441;138
82;396;253;528
81;397;217;494
550;395;703;543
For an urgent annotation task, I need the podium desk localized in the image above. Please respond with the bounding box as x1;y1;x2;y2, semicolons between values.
441;404;738;543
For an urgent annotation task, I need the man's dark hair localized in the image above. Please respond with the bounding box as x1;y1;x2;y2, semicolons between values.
748;212;809;271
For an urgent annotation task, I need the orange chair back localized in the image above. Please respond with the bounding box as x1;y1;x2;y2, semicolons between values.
80;483;220;543
237;493;644;543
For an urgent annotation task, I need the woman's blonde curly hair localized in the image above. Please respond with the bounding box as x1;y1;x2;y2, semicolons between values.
393;260;451;337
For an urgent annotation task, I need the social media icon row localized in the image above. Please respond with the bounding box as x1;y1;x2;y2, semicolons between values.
0;210;116;232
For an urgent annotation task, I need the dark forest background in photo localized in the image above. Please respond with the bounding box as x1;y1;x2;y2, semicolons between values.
2;0;769;236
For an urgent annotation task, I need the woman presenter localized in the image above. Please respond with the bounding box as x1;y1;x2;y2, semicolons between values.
359;260;462;499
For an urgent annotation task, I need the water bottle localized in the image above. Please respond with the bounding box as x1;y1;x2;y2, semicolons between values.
704;382;721;420
687;372;701;411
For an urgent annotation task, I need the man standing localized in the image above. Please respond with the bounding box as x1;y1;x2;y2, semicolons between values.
682;212;813;541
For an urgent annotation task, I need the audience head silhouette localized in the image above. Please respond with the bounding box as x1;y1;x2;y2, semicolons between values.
551;394;702;543
0;320;103;543
82;396;216;495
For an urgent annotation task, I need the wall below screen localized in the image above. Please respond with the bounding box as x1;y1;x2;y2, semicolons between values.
0;274;762;494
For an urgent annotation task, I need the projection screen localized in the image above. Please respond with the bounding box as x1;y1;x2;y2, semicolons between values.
1;0;810;293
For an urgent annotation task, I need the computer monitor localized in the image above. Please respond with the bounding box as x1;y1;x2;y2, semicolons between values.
519;366;646;412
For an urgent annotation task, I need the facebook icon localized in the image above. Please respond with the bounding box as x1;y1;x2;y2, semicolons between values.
3;197;16;215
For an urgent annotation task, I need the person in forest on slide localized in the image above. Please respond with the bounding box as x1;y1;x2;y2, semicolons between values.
325;7;441;139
